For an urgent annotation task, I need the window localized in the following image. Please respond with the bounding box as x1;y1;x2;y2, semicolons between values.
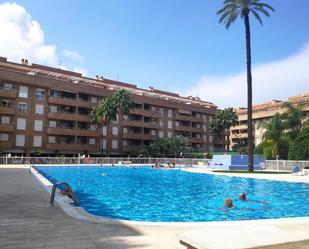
203;124;206;131
168;121;173;129
91;97;97;103
4;83;12;90
50;105;57;112
18;102;27;113
112;127;118;136
112;140;118;149
0;133;9;141
159;121;164;128
203;135;207;142
167;131;172;138
35;104;44;115
123;140;127;146
36;89;45;100
49;121;56;128
175;121;179;127
151;130;156;136
1;116;10;124
123;127;128;134
102;126;107;136
19;86;28;98
159;131;164;138
16;134;25;146
90;124;96;131
102;139;106;149
33;135;42;147
209;116;213;122
89;138;96;145
48;136;56;143
17;118;26;130
34;120;43;131
168;109;173;118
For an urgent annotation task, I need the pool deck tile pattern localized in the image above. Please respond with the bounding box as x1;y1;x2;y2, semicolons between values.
1;165;309;249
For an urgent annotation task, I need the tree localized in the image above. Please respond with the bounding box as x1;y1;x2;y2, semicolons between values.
91;97;117;156
288;126;309;160
217;0;274;171
262;113;289;159
210;108;238;150
112;89;134;154
281;102;308;140
139;136;188;157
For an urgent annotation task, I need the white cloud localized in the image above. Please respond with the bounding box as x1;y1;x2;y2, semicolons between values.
0;2;57;65
0;2;87;73
187;43;309;109
62;49;84;62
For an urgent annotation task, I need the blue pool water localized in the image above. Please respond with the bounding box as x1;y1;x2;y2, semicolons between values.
36;166;309;222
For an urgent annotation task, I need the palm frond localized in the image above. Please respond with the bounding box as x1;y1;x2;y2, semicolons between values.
251;9;263;25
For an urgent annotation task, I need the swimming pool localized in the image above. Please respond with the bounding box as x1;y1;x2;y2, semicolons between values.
36;166;309;222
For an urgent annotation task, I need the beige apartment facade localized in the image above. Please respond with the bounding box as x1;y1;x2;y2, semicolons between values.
0;57;217;156
230;94;309;149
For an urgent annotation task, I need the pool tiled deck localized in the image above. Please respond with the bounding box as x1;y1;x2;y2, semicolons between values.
1;165;309;249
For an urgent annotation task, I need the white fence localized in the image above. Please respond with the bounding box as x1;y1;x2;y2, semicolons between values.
0;156;210;166
264;160;309;171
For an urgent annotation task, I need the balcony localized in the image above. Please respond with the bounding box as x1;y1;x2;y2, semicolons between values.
188;137;204;144
142;122;159;129
48;96;96;108
0;141;13;149
143;134;157;140
123;133;143;140
123;145;143;152
175;125;192;132
191;127;205;133
0;106;16;115
130;108;160;118
0;88;17;98
175;114;204;122
47;127;99;137
230;133;248;139
0;123;14;132
123;120;143;127
46;143;98;151
47;112;91;122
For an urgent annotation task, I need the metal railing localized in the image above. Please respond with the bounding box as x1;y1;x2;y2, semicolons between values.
0;156;210;166
264;160;309;171
50;182;79;206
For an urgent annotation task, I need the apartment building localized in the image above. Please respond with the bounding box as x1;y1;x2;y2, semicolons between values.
0;57;217;156
230;94;309;149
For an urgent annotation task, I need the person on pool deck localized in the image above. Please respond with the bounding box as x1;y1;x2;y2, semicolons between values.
224;198;234;209
239;192;247;201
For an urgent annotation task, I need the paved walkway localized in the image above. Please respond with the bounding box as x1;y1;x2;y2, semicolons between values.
1;166;309;249
0;168;181;249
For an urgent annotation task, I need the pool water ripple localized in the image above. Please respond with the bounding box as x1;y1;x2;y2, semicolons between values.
36;166;309;222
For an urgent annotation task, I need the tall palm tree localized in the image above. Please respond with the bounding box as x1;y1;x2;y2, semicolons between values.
112;89;134;154
282;102;308;139
217;0;274;171
91;98;117;156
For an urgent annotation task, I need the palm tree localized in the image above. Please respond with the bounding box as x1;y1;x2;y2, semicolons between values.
112;89;134;154
210;108;238;151
91;98;117;156
282;102;308;139
217;0;274;171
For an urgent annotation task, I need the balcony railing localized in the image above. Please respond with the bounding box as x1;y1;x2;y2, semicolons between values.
0;123;14;132
0;106;16;115
48;96;96;108
47;127;99;137
47;112;91;122
46;143;98;151
0;87;17;98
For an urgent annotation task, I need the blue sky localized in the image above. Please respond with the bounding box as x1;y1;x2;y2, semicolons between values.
0;0;308;107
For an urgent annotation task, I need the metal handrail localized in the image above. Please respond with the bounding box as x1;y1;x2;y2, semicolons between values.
50;182;80;206
28;165;34;174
